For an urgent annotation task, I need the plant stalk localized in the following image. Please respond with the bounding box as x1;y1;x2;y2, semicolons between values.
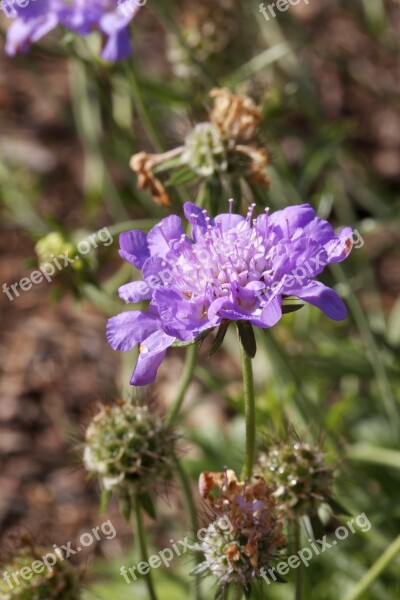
134;499;159;600
239;333;256;480
166;343;198;427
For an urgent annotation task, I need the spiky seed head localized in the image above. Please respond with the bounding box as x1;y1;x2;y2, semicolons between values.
83;402;176;496
255;440;334;518
0;542;81;600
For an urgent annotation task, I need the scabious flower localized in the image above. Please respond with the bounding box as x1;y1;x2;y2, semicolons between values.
194;470;285;596
107;201;353;385
4;0;140;62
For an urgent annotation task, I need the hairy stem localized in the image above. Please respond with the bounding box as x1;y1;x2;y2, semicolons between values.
134;499;159;600
239;335;256;480
166;343;198;427
294;522;303;600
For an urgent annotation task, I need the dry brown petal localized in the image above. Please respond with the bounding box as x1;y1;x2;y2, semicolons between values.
235;144;270;188
210;88;261;142
130;151;171;208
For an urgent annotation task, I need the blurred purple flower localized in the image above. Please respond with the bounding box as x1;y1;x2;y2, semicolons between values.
107;202;353;385
4;0;140;61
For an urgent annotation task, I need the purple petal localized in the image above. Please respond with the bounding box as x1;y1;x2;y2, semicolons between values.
130;330;175;385
100;24;133;62
6;13;58;55
106;311;160;351
153;288;212;340
259;296;282;327
269;204;316;238
215;213;245;231
183;202;213;226
118;281;152;303
147;215;185;258
119;230;149;268
325;227;353;263
291;281;347;320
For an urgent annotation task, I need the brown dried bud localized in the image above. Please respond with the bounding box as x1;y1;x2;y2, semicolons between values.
130;151;171;208
210;88;262;142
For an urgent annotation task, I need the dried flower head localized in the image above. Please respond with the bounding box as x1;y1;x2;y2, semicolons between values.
194;470;286;596
0;538;81;600
209;88;262;143
83;402;176;497
255;438;334;518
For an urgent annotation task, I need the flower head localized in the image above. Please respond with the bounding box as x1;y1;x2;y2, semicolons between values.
255;437;334;518
0;537;82;600
194;470;285;595
107;201;353;385
84;401;176;495
5;0;139;62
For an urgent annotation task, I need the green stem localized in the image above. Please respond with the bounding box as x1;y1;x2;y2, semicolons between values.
239;335;256;480
173;455;202;600
166;344;198;427
294;522;303;600
342;534;400;600
134;499;159;600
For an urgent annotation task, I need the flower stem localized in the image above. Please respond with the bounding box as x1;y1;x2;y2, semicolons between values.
343;534;400;600
166;343;198;427
294;522;303;600
134;499;159;600
239;334;256;480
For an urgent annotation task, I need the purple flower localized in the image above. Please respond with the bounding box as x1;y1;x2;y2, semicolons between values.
4;0;140;62
107;202;353;385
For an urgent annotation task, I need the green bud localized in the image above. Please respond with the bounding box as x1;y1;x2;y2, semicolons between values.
84;402;176;503
255;439;334;518
182;123;227;177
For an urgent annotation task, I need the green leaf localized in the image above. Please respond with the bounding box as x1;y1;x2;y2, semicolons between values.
282;303;304;314
326;497;351;516
209;320;230;356
165;166;198;187
237;321;257;359
138;491;157;520
309;513;326;540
